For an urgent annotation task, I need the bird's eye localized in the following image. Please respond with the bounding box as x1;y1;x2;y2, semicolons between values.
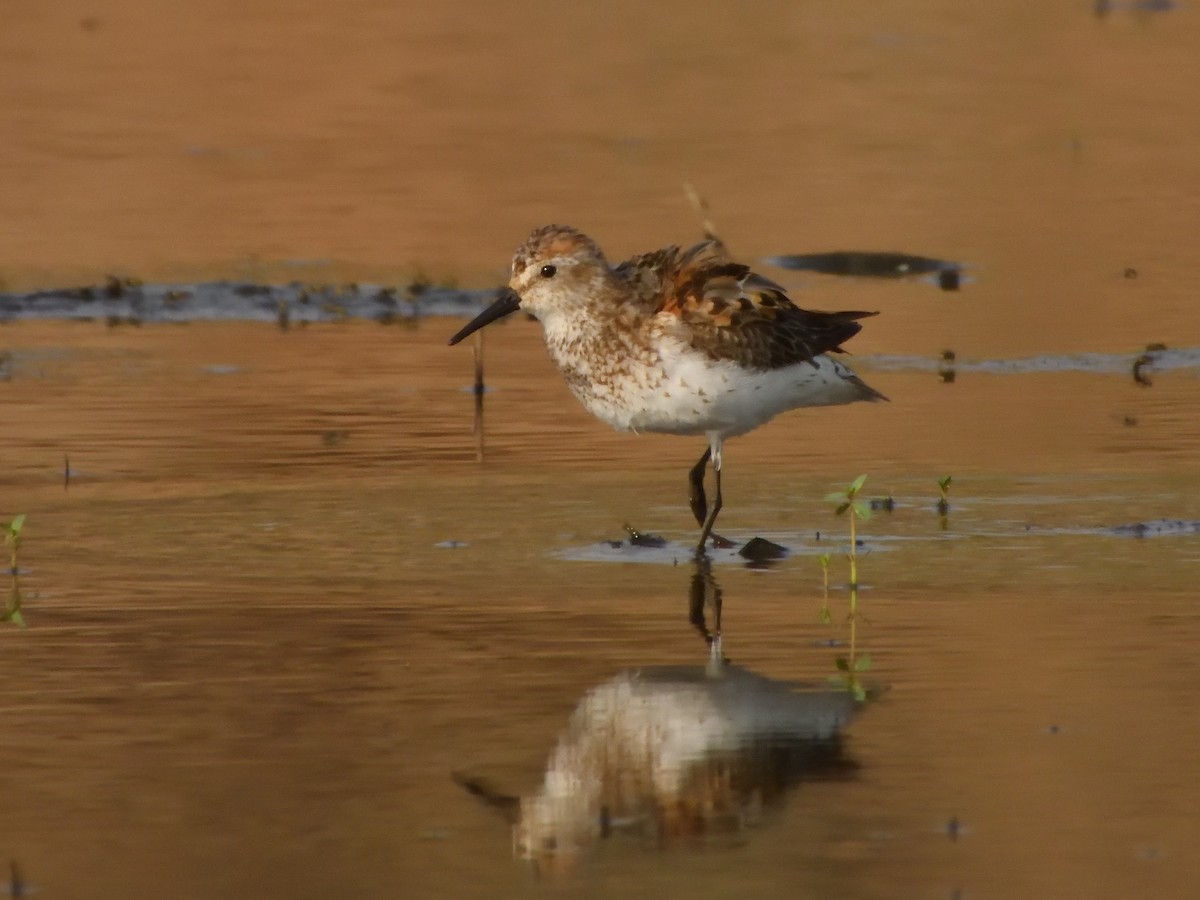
540;264;557;278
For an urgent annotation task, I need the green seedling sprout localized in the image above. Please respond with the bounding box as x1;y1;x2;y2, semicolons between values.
4;515;25;627
826;475;870;592
834;653;871;702
937;475;952;522
818;552;832;625
5;514;24;576
3;580;24;628
825;476;871;698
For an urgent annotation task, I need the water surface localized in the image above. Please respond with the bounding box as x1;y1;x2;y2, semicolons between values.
2;1;1200;898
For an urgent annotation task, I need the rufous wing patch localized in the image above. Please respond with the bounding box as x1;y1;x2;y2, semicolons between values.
627;239;878;371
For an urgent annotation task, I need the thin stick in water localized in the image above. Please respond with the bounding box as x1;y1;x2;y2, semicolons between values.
472;330;485;463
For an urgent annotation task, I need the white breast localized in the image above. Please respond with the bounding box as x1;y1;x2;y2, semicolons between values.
545;322;870;439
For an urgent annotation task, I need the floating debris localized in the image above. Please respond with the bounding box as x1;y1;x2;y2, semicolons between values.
938;349;957;384
738;536;788;565
233;284;271;297
862;346;1200;375
1108;519;1200;538
1132;342;1167;387
103;274;141;299
623;524;667;548
1095;0;1178;18
764;250;962;289
0;280;490;324
406;271;433;300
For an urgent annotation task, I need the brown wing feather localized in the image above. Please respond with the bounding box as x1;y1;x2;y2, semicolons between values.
620;240;877;371
613;246;679;309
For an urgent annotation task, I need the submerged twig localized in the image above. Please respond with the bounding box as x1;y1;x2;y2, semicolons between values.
472;329;485;463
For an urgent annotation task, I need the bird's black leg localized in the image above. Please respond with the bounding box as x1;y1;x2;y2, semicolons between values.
688;549;712;641
688;447;711;527
696;461;724;551
688;549;728;670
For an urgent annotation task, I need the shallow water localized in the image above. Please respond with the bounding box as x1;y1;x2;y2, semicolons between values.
3;1;1200;898
1;321;1197;899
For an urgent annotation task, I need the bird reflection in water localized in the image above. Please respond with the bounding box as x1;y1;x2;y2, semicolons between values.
456;553;866;875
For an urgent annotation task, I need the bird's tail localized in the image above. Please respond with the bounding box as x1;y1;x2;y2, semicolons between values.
849;371;888;403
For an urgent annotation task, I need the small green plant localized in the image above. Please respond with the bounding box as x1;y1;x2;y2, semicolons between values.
937;476;952;518
834;653;870;701
818;552;832;625
4;514;25;627
825;476;872;698
3;580;24;628
5;514;24;575
826;475;870;591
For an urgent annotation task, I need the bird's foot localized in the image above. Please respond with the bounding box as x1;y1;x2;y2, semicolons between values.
708;532;737;550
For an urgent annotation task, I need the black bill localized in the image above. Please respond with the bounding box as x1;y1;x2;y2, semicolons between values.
447;288;522;345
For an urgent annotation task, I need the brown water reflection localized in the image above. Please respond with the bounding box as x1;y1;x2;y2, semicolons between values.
460;643;860;875
4;0;1200;897
1;319;1198;899
457;555;862;878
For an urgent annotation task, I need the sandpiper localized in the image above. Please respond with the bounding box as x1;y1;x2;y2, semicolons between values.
449;225;886;550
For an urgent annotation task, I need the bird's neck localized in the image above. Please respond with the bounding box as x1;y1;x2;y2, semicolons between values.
540;306;607;363
539;285;627;355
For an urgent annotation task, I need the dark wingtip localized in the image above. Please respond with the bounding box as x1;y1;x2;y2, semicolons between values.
861;379;889;402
